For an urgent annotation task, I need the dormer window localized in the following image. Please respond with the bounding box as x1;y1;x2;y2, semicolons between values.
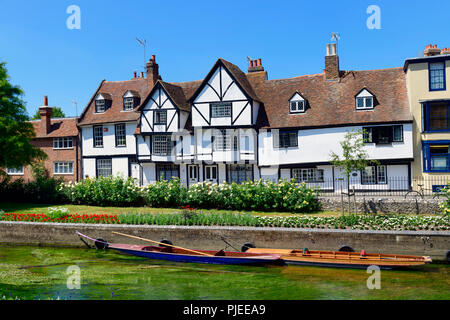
289;92;306;114
95;93;111;113
355;89;375;110
95;99;106;113
123;90;140;111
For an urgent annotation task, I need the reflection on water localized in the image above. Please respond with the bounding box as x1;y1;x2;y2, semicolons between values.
0;245;448;300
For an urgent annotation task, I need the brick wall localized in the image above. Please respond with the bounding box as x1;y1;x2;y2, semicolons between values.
7;136;81;183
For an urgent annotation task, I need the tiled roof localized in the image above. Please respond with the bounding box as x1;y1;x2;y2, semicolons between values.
249;67;412;129
78;78;149;126
31;118;79;138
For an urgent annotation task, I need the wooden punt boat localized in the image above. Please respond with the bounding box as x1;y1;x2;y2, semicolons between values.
246;248;432;270
77;232;281;266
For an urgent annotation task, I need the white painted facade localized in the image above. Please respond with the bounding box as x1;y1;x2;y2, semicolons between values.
80;121;138;179
258;124;413;166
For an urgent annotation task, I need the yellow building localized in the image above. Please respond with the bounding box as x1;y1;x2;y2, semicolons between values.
404;45;450;191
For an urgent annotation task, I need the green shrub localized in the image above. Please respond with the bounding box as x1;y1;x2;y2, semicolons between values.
439;183;450;216
61;176;144;207
0;163;65;203
145;178;188;208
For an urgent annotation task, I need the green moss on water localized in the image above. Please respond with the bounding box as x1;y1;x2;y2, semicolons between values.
0;244;448;300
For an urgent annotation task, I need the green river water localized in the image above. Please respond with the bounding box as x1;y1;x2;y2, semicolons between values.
0;244;448;300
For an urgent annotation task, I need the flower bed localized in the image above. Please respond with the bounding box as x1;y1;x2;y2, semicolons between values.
1;210;449;231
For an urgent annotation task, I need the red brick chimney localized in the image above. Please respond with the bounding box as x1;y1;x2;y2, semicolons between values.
325;43;340;80
146;54;161;88
248;58;264;73
424;44;442;56
39;96;52;135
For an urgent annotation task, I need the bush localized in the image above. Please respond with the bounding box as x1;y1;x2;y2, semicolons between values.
145;178;188;208
439;183;450;216
149;178;320;213
61;176;144;207
0;163;65;203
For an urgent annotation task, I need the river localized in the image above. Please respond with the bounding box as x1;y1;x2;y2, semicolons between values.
0;245;448;300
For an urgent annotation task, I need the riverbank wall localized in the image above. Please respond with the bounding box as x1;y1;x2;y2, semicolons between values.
0;221;448;261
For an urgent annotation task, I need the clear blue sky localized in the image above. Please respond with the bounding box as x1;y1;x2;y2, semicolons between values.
0;0;449;118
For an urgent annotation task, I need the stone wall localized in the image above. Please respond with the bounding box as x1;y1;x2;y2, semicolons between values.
319;197;442;215
0;221;448;261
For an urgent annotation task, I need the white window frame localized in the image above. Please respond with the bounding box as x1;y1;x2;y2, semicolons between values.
290;100;305;113
361;165;387;185
292;168;324;183
123;97;135;111
93;125;104;148
115;123;126;147
54;162;73;175
53;137;74;149
95;99;106;113
6;166;24;175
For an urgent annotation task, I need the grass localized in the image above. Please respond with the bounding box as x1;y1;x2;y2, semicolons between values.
0;202;340;217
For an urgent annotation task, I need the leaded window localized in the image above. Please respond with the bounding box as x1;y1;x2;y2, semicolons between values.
228;164;253;184
96;159;112;177
211;102;231;118
154;110;167;125
156;164;179;181
152;135;172;156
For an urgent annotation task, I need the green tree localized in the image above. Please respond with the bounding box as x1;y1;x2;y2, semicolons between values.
330;129;379;194
31;106;66;120
0;62;46;177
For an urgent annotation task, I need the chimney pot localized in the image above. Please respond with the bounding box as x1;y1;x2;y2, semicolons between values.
258;58;262;66
331;43;337;55
44;96;48;106
134;71;137;78
326;44;331;56
140;71;144;78
325;44;340;80
152;54;156;62
250;60;254;67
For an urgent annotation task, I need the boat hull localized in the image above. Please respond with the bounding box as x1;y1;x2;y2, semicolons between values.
246;248;432;270
111;246;280;265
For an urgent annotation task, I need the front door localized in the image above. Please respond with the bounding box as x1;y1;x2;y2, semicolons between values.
188;165;198;185
204;165;217;184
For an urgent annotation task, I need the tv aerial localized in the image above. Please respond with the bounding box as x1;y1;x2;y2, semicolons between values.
136;37;147;71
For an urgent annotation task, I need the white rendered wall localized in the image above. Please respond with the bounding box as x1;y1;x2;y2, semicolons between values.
81;122;137;157
258;124;413;166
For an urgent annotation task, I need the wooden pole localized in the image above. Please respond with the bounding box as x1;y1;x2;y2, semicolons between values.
111;231;214;257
